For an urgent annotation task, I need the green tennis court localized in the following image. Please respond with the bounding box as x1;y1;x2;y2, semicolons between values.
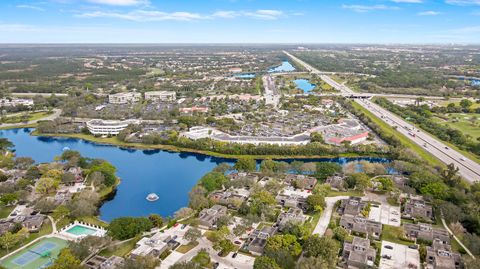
0;237;68;269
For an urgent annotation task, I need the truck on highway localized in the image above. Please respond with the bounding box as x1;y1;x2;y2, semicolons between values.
409;132;416;137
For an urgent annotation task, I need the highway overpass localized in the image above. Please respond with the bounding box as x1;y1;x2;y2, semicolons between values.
284;50;480;183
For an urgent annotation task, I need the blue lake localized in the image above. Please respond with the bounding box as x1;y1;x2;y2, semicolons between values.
234;73;256;79
268;61;296;73
293;79;316;93
0;128;390;221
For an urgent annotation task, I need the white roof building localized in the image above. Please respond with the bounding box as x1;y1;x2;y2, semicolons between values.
108;92;141;104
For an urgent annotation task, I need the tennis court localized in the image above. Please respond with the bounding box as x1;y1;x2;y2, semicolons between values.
0;237;68;269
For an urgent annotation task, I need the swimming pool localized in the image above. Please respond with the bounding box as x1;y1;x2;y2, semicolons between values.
65;225;97;236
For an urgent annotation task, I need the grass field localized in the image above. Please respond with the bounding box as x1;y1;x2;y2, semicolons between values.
432;113;480;140
99;237;139;257
0;237;68;269
0;111;52;124
352;102;444;167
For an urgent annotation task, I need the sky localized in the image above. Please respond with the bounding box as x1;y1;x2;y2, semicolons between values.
0;0;480;43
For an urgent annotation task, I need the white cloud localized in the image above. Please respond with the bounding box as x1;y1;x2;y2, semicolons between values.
77;9;287;21
391;0;423;3
342;4;400;12
418;11;441;15
16;4;45;11
85;0;149;6
445;0;480;5
78;10;206;21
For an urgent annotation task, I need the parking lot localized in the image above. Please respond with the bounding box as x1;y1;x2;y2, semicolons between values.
368;203;401;227
379;241;420;269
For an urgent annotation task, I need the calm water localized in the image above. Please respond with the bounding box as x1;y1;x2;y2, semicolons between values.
234;73;256;79
268;60;296;73
0;128;390;221
293;79;316;93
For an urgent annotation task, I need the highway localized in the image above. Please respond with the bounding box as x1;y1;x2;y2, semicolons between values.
285;51;480;183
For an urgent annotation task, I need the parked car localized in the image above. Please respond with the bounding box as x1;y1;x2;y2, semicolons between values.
232;252;238;258
384;245;393;250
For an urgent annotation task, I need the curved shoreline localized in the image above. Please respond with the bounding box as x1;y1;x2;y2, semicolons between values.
29;130;391;161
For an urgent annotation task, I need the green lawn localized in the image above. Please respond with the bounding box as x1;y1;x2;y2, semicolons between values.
352;102;444;167
0;206;15;219
0;111;52;124
99;237;139;257
327;190;364;197
432;113;480;140
381;225;414;246
176;241;199;254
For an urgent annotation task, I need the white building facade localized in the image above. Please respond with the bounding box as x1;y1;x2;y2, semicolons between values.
144;91;176;102
108;92;141;104
86;119;139;135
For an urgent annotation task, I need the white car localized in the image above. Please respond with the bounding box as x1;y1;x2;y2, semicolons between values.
460;157;466;161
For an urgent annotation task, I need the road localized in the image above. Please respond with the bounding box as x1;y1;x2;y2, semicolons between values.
285;50;480;183
0;109;62;128
312;196;349;236
262;75;280;107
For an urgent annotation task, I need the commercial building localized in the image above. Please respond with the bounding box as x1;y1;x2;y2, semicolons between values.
0;98;34;107
144;91;176;102
86;119;139;135
108;92;141;104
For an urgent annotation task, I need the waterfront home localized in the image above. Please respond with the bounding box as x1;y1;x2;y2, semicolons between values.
340;214;382;240
342;236;376;269
209;189;250;209
325;174;347;190
198;205;228;229
276;193;308;211
108;92;141;104
66;167;84;183
276;208;306;231
338;197;367;216
282;174;317;190
86;119;140;135
244;226;277;255
404;223;450;244
426;239;463;269
131;232;172;258
403;198;433;221
144;91;176;102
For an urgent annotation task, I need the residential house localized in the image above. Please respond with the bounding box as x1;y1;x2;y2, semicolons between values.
276;208;306;231
340;215;382;240
326;175;346;190
405;223;450;244
209;189;249;209
282;174;317;190
426;239;463;269
198;205;227;229
276;193;308;211
338;197;367;216
342;236;376;269
403;198;433;221
244;226;277;255
131;232;172;258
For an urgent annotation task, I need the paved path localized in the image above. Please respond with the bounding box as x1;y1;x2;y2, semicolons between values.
0;109;62;128
312;196;349;236
441;217;475;259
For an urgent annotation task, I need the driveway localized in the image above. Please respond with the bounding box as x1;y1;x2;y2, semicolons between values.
312;196;349;235
379;241;420;269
